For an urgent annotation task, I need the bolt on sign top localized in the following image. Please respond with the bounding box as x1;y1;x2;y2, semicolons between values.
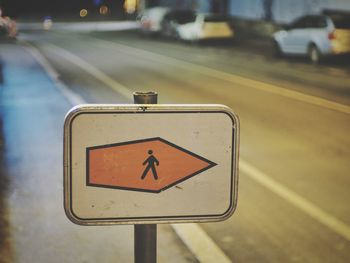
64;104;239;225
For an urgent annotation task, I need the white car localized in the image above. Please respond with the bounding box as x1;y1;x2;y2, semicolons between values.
160;9;196;38
137;7;169;35
176;14;234;42
273;13;350;63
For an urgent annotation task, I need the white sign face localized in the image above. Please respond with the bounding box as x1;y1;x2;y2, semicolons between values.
64;104;239;225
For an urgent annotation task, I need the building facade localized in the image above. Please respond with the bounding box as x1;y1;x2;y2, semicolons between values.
229;0;350;23
154;0;350;24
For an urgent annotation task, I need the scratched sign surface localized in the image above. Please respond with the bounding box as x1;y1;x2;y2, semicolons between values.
64;104;239;225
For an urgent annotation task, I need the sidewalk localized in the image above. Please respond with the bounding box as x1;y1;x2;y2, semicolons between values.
0;42;196;262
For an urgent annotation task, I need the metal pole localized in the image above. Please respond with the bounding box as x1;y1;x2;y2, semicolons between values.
133;91;158;104
133;91;157;263
134;224;157;263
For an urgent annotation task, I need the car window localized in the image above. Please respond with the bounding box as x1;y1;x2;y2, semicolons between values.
164;10;196;24
309;16;327;28
291;17;308;29
204;15;231;23
329;14;350;29
291;16;326;29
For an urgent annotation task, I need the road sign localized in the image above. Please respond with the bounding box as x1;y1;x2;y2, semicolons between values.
64;104;239;225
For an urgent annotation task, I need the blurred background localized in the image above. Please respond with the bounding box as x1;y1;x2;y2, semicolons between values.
0;0;350;262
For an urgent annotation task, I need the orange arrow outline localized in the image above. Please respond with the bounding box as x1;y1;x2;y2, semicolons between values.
86;137;217;193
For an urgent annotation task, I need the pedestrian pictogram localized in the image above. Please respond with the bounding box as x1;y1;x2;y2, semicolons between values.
141;150;159;180
64;104;239;225
86;137;216;193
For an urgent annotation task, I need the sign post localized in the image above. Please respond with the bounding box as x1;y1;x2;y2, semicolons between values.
63;95;240;262
133;92;158;263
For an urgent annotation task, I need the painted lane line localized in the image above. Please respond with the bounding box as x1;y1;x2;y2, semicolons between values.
172;223;232;263
82;37;350;239
32;41;350;242
28;39;350;255
240;160;350;241
43;42;132;101
92;37;350;115
24;42;232;262
22;42;85;105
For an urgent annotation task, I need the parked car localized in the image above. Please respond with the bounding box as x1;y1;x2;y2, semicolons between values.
137;7;169;36
176;14;234;42
273;13;350;63
160;9;196;38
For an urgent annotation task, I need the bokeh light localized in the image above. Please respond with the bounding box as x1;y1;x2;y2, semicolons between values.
99;5;109;15
124;0;137;14
80;9;88;18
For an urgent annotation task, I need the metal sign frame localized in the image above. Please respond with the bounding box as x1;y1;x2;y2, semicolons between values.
64;104;239;225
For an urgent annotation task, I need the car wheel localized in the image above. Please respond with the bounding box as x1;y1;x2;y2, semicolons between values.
273;41;282;57
174;31;181;42
139;29;151;38
160;25;167;38
189;37;199;45
0;26;8;37
308;44;322;64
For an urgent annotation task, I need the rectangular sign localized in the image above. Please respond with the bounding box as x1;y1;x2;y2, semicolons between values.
64;104;239;225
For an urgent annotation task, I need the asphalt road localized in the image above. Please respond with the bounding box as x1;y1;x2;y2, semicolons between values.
1;22;350;262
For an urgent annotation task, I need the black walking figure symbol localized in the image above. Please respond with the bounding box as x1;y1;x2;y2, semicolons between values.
141;150;159;180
